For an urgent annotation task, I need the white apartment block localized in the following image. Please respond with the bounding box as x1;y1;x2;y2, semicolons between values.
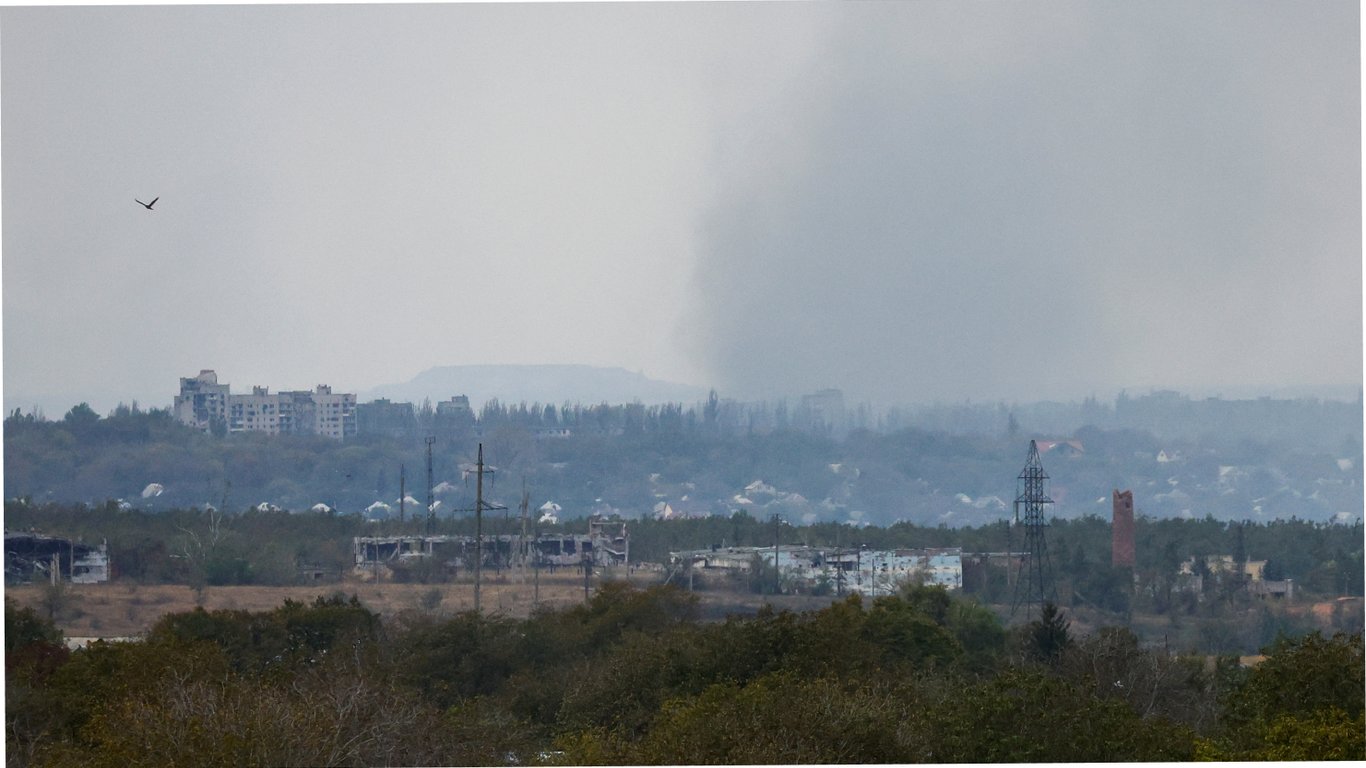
175;371;356;439
309;385;356;440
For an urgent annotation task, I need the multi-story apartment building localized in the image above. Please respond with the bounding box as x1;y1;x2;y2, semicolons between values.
229;386;283;434
175;371;355;439
797;388;846;434
355;398;416;438
307;385;357;439
173;370;230;432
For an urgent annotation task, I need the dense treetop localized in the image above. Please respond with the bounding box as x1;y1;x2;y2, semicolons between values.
6;584;1362;766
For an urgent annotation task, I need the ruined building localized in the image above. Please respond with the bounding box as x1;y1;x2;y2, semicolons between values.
5;532;110;585
669;545;963;595
174;370;356;439
353;515;629;580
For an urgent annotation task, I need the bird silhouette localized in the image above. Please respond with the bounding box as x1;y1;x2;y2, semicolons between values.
135;197;159;210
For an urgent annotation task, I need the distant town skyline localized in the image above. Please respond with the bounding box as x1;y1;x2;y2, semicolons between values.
3;2;1360;418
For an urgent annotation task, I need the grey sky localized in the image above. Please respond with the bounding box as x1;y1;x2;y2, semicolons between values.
3;1;1360;416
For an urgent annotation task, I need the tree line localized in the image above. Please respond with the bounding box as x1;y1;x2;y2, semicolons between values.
5;398;1361;527
7;583;1363;766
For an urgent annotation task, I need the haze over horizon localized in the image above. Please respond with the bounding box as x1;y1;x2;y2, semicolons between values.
3;2;1361;419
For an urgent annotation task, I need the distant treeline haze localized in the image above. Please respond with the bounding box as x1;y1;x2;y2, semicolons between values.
3;391;1361;526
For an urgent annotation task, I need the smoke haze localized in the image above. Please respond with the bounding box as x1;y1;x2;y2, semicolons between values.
1;2;1358;415
686;1;1360;405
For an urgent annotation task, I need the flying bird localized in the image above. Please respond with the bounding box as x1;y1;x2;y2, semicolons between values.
135;197;159;210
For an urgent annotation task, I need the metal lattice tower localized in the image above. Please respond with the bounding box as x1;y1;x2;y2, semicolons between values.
1010;439;1057;620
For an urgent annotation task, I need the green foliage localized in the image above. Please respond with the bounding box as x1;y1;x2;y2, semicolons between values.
1023;601;1072;663
6;600;71;767
146;594;379;675
944;596;1008;671
6;598;64;653
911;668;1197;762
1223;631;1364;725
390;611;527;707
1209;631;1366;759
1223;708;1365;760
861;594;961;669
1059;626;1217;729
559;581;699;647
10;588;1364;765
597;672;914;764
566;667;1198;765
42;660;456;768
443;696;543;766
61;403;99;429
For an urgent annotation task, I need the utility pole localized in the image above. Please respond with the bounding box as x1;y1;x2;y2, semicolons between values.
772;513;781;596
857;545;865;595
836;524;844;597
453;444;505;613
533;517;540;607
425;436;436;535
399;464;406;524
583;552;592;602
519;480;530;584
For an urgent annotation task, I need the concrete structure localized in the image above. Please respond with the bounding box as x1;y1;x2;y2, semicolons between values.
669;545;962;595
355;398;416;438
1112;489;1136;568
173;369;229;432
797;388;846;434
352;516;630;579
304;385;357;439
229;386;284;434
435;395;474;419
1248;578;1295;601
4;532;110;585
1179;554;1267;582
174;371;356;439
587;515;629;564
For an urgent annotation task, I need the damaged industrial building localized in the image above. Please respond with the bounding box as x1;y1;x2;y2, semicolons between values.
353;515;629;581
5;531;111;585
668;545;963;595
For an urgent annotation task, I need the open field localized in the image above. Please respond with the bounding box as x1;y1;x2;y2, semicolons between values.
11;573;1359;649
5;572;642;638
4;570;850;639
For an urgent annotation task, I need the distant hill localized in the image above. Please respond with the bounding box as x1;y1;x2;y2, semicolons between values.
359;365;711;409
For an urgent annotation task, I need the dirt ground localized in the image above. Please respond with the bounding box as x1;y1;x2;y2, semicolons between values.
4;568;848;640
20;575;1350;649
5;571;652;639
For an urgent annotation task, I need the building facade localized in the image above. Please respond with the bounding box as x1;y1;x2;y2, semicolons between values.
173;369;230;432
670;545;963;595
175;371;356;439
355;398;416;438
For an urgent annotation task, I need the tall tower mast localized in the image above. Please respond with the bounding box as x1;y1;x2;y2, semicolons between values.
1010;440;1057;620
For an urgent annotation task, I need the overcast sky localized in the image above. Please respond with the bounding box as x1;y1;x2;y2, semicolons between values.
3;1;1360;416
